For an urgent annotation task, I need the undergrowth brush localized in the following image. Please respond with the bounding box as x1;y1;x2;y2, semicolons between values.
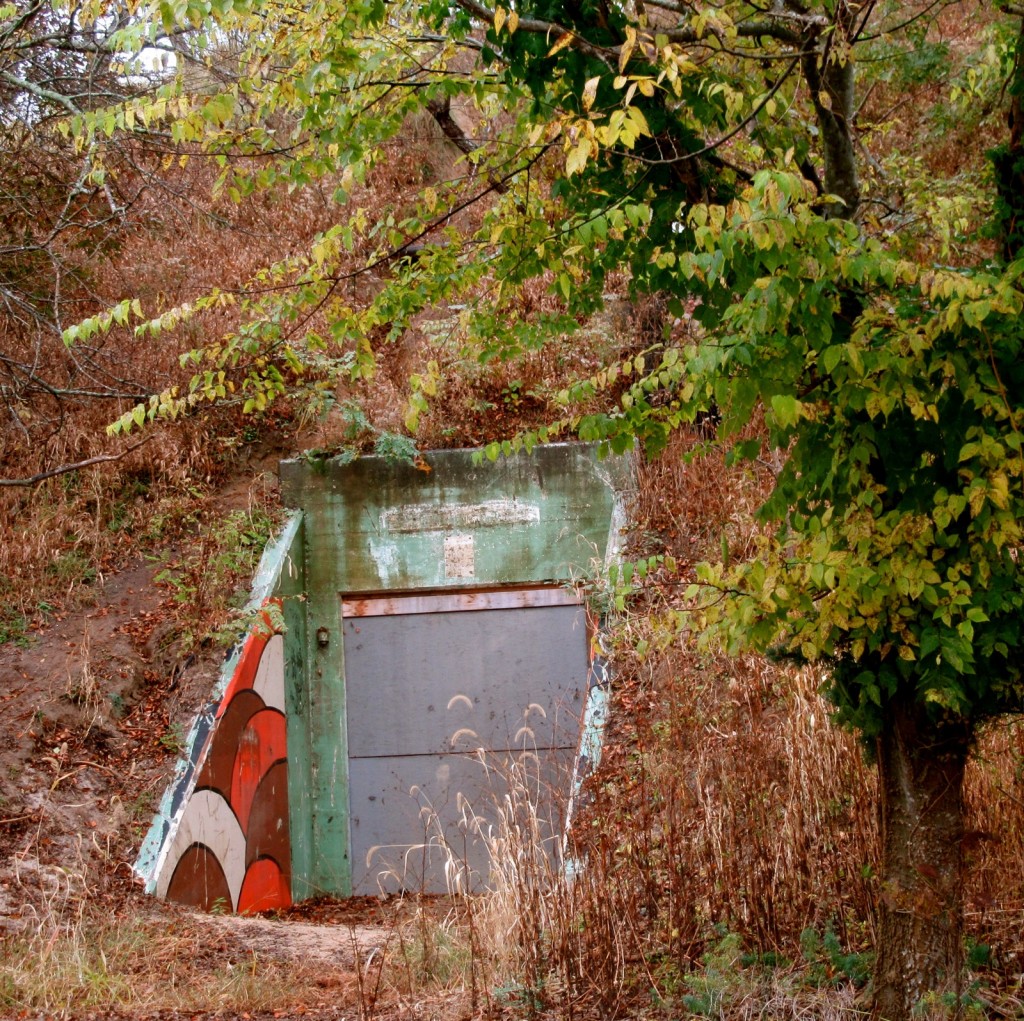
151;499;281;651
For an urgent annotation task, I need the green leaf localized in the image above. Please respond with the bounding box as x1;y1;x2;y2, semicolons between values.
770;394;800;429
821;346;844;375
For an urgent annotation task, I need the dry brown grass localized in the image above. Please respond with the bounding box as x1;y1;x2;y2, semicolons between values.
413;426;1024;1019
629;416;781;567
574;650;877;957
0;121;476;641
561;433;1024;1016
0;900;357;1017
964;720;1024;939
359;648;883;1019
0;133;340;639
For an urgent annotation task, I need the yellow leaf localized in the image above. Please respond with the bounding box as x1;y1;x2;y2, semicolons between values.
508;9;519;32
989;471;1010;510
565;138;592;176
618;25;636;73
627;105;650;136
493;6;505;32
548;31;574;56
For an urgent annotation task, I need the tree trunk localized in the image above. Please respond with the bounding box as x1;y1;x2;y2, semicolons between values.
872;697;972;1020
801;1;861;219
994;14;1024;262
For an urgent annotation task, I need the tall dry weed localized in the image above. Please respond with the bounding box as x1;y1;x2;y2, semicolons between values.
439;425;1024;1017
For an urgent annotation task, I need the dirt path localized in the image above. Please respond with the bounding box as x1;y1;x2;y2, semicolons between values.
201;913;388;967
0;561;182;916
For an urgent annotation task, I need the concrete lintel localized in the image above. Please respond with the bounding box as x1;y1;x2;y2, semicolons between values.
280;443;630;595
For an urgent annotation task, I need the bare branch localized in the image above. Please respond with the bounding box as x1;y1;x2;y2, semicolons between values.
608;54;801;168
661;19;807;46
455;0;805;67
427;96;508;193
856;0;965;43
0;69;81;113
0;0;47;45
0;435;155;487
454;0;616;65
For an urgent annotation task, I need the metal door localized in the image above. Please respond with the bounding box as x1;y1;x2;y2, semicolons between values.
341;588;588;894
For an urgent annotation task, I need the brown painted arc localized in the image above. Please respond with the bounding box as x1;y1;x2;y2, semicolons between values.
165;843;233;912
196;689;265;795
244;760;291;879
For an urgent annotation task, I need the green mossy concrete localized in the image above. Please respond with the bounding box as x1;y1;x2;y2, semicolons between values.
280;443;627;897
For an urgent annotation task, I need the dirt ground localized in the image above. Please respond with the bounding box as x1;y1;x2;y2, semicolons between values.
0;474;422;1021
0;559;191;914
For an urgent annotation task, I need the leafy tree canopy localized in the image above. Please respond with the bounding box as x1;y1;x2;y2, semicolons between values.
69;0;1024;729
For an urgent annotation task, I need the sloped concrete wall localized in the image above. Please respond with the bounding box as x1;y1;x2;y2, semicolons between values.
135;513;305;912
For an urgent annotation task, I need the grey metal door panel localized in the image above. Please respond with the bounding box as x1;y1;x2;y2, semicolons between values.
343;604;588;758
348;748;575;895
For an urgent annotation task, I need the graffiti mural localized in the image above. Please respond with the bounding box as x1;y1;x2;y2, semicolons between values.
150;606;292;913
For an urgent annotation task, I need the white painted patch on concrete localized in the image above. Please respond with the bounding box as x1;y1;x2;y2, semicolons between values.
444;534;475;578
368;537;400;585
381;499;540;533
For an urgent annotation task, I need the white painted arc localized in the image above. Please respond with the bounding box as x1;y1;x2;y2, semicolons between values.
155;789;247;908
252;634;285;711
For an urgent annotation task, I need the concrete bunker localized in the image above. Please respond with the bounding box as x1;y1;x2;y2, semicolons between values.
137;443;627;909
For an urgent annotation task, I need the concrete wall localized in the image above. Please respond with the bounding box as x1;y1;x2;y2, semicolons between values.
138;444;627;908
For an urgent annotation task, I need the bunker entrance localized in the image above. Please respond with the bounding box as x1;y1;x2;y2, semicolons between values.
137;444;627;911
